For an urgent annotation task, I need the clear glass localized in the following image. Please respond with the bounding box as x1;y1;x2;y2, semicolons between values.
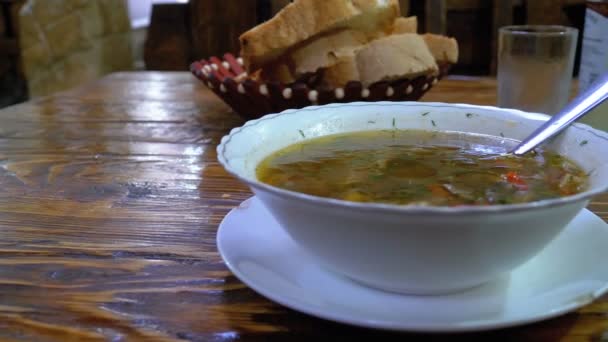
497;25;579;114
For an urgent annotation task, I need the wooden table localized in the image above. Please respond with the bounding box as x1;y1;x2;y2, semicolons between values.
0;73;606;341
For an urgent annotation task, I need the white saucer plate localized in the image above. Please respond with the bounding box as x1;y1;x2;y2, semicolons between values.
217;196;608;333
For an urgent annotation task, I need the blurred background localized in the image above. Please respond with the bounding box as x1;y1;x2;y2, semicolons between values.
0;0;591;109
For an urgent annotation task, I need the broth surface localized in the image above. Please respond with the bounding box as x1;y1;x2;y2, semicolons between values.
256;130;588;206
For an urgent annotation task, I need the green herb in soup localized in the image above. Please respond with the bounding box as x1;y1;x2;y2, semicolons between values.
256;130;588;206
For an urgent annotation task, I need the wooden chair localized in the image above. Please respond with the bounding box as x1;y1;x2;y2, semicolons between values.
144;3;192;70
420;0;586;74
146;0;258;69
419;0;522;74
526;0;586;25
422;0;518;34
190;0;257;58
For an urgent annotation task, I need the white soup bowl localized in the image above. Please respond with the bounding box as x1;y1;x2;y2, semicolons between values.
217;102;608;295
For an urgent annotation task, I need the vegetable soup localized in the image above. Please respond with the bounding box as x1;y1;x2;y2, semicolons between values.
256;130;588;206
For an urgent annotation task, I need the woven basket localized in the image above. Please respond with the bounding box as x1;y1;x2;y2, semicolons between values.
191;53;451;120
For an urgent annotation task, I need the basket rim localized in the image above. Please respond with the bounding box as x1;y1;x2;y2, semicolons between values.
189;53;452;91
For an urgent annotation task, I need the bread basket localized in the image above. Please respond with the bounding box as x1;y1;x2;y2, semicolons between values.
190;53;451;120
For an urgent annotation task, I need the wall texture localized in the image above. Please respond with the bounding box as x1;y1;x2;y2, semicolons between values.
18;0;134;97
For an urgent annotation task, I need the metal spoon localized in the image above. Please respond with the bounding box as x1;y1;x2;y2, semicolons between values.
510;73;608;155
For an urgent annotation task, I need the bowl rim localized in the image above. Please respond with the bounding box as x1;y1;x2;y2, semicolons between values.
217;101;608;215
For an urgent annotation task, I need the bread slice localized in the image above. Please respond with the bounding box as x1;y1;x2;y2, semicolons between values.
239;0;401;72
391;16;417;34
322;33;438;87
422;33;459;64
290;29;368;75
322;56;360;87
357;33;438;85
258;29;368;84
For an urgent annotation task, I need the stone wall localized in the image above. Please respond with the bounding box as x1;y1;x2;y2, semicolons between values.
18;0;134;97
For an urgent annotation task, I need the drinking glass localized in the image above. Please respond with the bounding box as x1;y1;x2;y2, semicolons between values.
497;25;578;114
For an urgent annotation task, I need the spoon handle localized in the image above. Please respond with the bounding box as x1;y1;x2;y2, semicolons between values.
511;73;608;155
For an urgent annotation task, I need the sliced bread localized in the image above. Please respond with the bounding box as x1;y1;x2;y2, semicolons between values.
322;33;438;87
239;0;400;72
391;16;417;34
258;29;368;84
421;33;459;64
322;56;360;87
290;29;368;75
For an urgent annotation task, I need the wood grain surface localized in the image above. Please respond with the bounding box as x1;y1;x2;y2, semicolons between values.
0;72;606;341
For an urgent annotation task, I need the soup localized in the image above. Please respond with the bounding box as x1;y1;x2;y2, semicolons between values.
256;130;588;206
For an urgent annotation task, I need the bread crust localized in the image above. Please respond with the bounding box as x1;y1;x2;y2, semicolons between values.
291;29;368;75
391;16;417;34
241;4;456;88
239;0;400;72
259;29;368;83
356;33;439;86
322;56;360;87
320;33;438;87
422;33;459;64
